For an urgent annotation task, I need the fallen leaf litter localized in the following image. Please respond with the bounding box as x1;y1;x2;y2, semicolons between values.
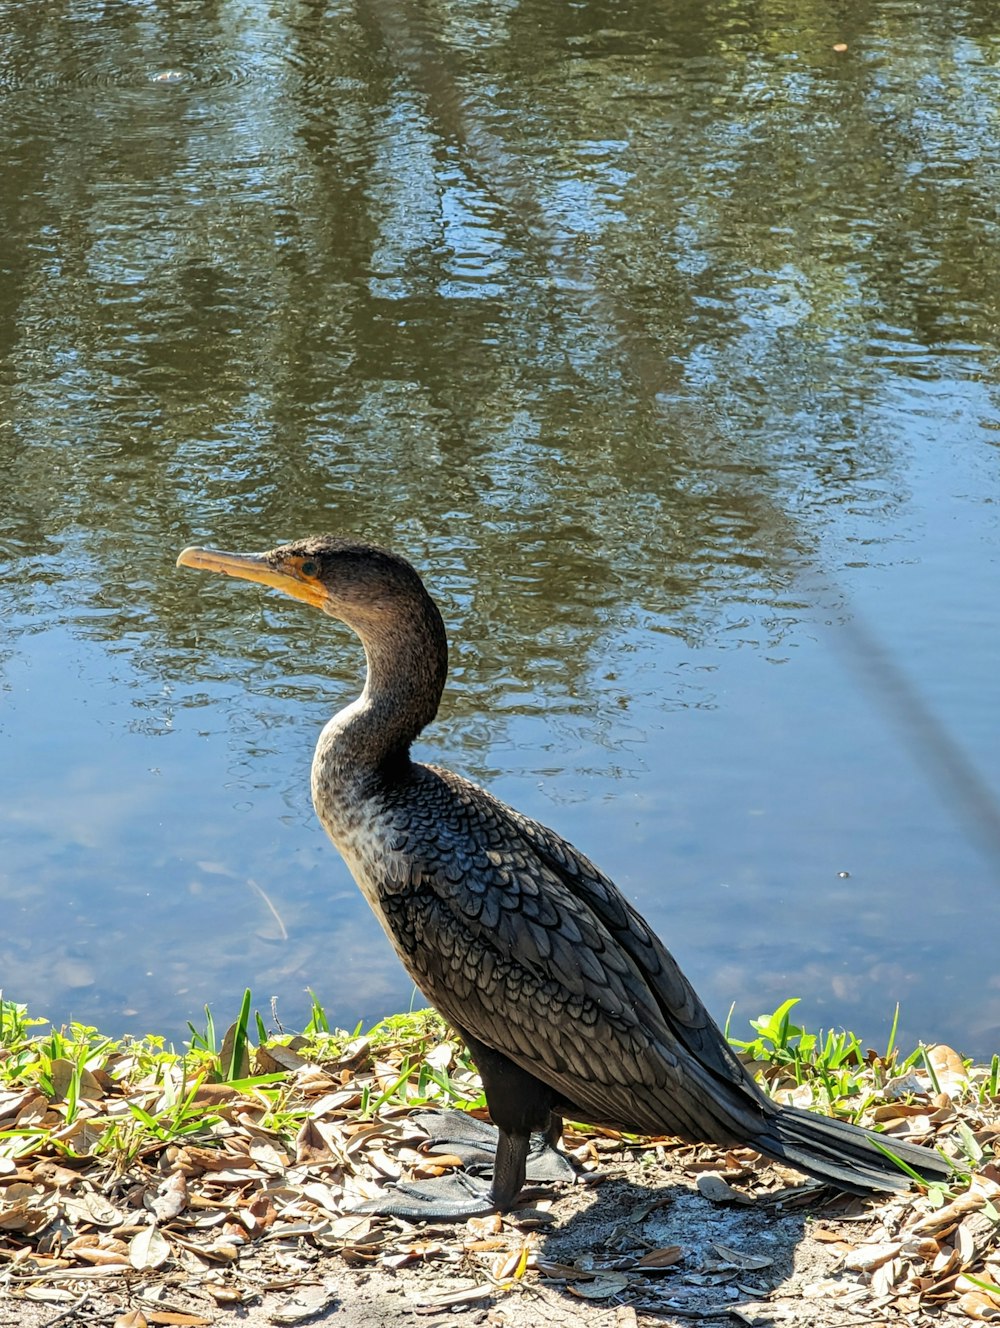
0;1027;997;1326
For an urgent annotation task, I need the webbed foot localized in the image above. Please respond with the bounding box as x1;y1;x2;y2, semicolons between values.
349;1109;577;1220
407;1108;576;1182
353;1169;499;1219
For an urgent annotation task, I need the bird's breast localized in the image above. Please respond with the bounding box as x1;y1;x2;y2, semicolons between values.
310;736;416;924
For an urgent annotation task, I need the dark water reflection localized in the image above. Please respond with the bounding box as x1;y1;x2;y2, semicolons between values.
1;0;998;1054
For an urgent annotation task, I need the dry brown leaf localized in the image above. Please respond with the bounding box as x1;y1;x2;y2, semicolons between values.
956;1276;1000;1300
337;1244;381;1264
303;1088;361;1117
0;1183;50;1232
683;1156;748;1175
568;1271;633;1300
958;1291;1000;1320
148;1172;188;1222
683;1271;734;1288
872;1100;931;1120
343;1123;389;1156
536;1259;596;1280
295;1116;337;1166
881;1112;933;1138
383;1250;422;1269
316;1213;372;1244
145;1315;214;1326
927;1045;970;1095
293;1068;339;1097
256;1043;309;1074
203;1168;268;1190
869;1256;900;1297
129;1226;172;1270
696;1172;752;1204
50;1118;106;1154
299;1179;341;1214
882;1073;930;1100
199;1239;241;1263
372;1058;403;1085
72;1243;133;1266
972;1174;1000;1200
248;1136;289;1166
335;1037;371;1071
408;1283;494;1309
0;1087;40;1118
957;1219;980;1265
707;1242;773;1271
933;1243;961;1275
915;1191;987;1234
844;1241;902;1273
811;1225;853;1243
774;1083;815;1109
367;1147;403;1179
492;1244;530;1281
33;1159;85;1188
50;1059;106;1102
114;1312;149;1328
15;1093;52;1125
632;1245;684;1270
25;1263;132;1279
189;1081;241;1106
22;1287;79;1304
901;1234;944;1260
424;1041;457;1070
217;1023;250;1082
175;1144;249;1172
204;1283;244;1304
239;1192;277;1233
63;1189;125;1228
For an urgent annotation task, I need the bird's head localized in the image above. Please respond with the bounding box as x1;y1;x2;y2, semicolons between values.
176;536;433;631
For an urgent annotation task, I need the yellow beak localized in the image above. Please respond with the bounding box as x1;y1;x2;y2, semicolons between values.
176;546;327;610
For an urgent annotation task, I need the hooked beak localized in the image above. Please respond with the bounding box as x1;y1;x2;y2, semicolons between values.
176;546;327;610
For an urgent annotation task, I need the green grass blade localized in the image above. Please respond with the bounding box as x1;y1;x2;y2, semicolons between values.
223;989;253;1082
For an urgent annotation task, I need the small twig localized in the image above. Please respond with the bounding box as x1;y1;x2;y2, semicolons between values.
630;1306;738;1321
42;1290;90;1327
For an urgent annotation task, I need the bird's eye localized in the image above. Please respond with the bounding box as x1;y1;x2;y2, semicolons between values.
301;561;317;577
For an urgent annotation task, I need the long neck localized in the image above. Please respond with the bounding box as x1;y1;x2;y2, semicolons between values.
314;593;449;791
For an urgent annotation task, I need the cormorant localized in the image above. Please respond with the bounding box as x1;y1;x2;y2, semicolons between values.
177;536;954;1217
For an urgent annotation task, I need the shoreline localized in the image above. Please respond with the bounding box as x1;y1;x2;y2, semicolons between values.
1;997;998;1326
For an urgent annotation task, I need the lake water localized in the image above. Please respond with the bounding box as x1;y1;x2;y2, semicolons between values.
1;0;998;1057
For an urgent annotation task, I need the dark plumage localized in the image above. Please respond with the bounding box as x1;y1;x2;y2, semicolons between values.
177;536;954;1215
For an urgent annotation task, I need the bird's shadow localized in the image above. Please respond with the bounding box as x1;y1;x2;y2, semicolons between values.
527;1168;848;1323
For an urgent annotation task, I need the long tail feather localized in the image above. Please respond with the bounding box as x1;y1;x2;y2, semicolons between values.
756;1105;957;1194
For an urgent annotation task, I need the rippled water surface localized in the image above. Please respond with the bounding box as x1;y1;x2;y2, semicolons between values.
1;0;998;1054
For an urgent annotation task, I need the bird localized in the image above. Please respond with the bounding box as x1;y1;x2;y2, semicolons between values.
176;535;955;1217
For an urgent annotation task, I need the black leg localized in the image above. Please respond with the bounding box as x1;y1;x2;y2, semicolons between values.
545;1111;564;1150
350;1033;575;1220
404;1106;576;1184
491;1129;531;1210
455;1028;561;1210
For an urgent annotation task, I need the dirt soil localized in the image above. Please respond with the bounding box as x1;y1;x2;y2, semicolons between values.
0;1145;979;1328
2;1035;997;1328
